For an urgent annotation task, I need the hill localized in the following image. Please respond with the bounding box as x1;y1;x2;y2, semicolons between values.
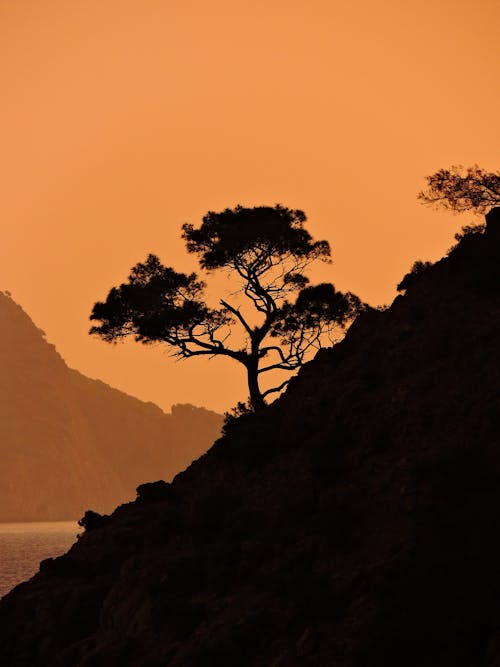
0;293;222;521
0;209;499;665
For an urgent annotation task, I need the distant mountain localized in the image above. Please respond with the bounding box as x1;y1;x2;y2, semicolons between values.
0;292;222;521
0;210;499;666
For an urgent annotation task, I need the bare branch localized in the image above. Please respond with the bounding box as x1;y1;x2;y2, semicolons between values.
258;361;300;373
262;379;291;399
219;299;253;335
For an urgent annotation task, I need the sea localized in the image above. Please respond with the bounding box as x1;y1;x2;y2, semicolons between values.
0;522;80;599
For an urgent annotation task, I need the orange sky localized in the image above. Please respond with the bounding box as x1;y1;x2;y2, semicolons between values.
1;0;498;413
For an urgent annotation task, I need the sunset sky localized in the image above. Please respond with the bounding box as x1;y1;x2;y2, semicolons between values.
1;0;498;413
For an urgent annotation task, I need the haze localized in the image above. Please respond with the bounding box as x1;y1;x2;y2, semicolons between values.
1;0;498;413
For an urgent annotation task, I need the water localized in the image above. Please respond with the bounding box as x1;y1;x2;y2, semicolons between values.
0;522;80;599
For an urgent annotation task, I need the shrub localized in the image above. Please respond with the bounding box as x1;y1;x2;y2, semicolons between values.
136;480;171;503
78;510;109;531
396;260;433;292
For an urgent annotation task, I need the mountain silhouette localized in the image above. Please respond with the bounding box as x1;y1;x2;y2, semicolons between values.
0;292;222;521
0;209;499;666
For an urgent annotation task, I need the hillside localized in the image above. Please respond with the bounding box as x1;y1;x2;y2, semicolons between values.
0;293;222;521
0;208;499;666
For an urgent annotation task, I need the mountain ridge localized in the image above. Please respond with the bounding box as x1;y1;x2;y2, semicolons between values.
0;291;222;521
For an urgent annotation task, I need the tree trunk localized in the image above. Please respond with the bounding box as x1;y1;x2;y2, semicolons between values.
246;361;266;411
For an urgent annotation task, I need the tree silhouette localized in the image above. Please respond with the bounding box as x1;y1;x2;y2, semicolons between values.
418;164;500;214
90;205;363;411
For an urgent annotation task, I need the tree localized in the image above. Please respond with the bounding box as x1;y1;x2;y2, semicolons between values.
418;164;500;214
90;205;364;411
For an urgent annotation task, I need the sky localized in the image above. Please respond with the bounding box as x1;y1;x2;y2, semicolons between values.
1;0;498;413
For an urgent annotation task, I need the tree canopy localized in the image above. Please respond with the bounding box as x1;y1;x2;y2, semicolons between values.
418;164;500;214
90;205;364;411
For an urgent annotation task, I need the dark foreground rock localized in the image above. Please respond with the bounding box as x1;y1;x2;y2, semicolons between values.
0;210;499;666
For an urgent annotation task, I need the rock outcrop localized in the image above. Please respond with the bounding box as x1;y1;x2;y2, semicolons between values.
0;209;499;665
0;293;222;521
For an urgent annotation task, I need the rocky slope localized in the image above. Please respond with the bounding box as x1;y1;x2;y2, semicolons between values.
0;293;222;521
0;209;499;666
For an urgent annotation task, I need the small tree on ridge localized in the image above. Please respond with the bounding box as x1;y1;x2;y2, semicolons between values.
90;205;363;411
418;164;500;214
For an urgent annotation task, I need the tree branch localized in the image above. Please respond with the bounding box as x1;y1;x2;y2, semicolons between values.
262;379;291;399
259;345;288;363
220;299;253;336
258;361;300;373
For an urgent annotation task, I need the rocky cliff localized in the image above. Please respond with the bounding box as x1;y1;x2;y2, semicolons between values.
0;209;499;666
0;293;222;521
